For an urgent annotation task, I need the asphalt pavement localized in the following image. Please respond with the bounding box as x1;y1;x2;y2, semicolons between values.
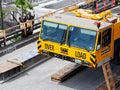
0;56;119;90
44;0;84;9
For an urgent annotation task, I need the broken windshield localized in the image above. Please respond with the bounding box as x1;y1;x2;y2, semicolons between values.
40;21;67;43
68;26;97;51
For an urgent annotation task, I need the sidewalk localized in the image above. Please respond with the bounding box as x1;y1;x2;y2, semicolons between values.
31;0;64;6
0;42;38;64
31;0;53;6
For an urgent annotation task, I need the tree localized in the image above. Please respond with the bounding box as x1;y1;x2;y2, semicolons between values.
0;0;5;29
15;0;33;17
15;0;35;36
0;8;5;19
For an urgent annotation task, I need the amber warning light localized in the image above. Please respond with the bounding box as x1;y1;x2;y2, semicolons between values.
94;22;101;29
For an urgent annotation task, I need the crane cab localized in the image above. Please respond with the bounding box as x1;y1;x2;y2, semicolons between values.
37;14;114;68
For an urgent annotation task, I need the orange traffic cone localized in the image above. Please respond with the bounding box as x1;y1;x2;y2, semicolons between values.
96;1;98;13
103;0;106;10
112;0;115;7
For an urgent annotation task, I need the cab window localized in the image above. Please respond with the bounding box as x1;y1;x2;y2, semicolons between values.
68;26;97;51
102;28;111;47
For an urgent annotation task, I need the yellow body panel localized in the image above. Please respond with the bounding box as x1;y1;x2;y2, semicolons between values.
113;22;120;40
95;25;114;66
38;39;96;67
38;24;114;68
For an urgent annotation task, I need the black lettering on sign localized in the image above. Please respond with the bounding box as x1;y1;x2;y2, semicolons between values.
75;51;86;59
60;47;68;55
45;44;54;51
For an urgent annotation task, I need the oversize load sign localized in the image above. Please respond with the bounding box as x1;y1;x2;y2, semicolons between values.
44;43;86;60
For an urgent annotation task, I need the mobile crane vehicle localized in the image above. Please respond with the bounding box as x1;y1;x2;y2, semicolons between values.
37;0;120;68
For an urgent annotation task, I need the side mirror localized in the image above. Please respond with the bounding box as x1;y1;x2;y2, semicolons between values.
97;45;100;50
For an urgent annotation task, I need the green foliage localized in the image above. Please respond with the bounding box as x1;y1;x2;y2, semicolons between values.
0;9;5;18
15;0;33;16
14;35;22;42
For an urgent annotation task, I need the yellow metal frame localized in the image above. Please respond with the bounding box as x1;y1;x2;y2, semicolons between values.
37;20;114;68
38;20;100;68
37;1;120;68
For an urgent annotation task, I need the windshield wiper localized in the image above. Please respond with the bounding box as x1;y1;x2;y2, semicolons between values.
43;39;49;41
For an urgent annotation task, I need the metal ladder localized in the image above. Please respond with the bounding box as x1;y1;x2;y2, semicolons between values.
102;62;116;90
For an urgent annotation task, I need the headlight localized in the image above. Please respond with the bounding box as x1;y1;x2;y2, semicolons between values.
75;59;82;64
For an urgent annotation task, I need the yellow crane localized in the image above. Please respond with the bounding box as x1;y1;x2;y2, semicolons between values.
37;0;120;89
37;0;120;68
